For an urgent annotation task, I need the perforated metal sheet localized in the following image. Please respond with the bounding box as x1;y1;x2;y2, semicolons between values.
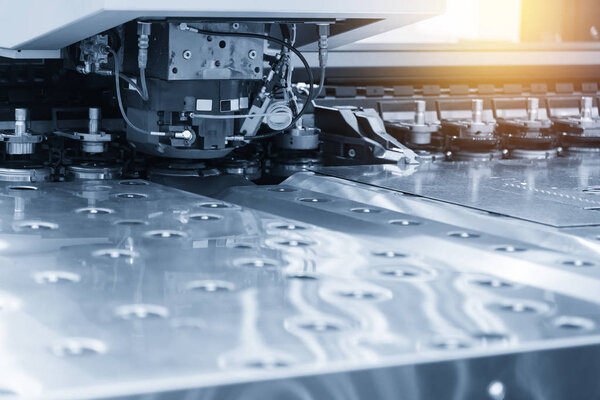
314;158;600;228
1;179;600;399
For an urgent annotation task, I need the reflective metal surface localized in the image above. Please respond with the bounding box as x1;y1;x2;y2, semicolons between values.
313;158;600;228
284;171;600;260
3;179;600;399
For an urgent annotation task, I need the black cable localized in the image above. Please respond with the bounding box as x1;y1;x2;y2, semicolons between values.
315;66;326;98
183;25;314;140
107;48;152;135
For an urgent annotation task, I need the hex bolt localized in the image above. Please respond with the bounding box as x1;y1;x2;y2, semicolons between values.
527;98;539;121
182;50;192;60
248;50;257;60
414;100;426;126
472;99;484;124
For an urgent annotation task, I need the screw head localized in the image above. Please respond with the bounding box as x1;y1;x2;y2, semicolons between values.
248;50;257;59
182;50;192;59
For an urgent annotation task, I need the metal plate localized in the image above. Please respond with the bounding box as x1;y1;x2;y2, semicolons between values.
2;179;600;399
313;157;600;228
284;171;600;260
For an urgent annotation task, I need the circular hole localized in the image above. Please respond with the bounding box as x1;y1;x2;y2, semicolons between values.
552;316;595;331
114;219;148;226
186;280;235;293
33;270;81;285
116;193;147;199
51;337;107;357
273;239;313;248
199;202;229;209
232;243;254;249
469;276;514;289
8;185;37;191
13;220;58;231
268;187;297;193
351;207;381;214
235;258;281;268
389;219;421;226
495;245;527;253
375;265;433;280
562;260;594;267
115;304;169;320
335;288;388;301
92;248;139;260
243;358;290;369
75;207;114;215
172;67;178;74
297;320;343;333
430;337;472;350
372;250;407;258
189;214;222;222
286;272;318;280
119;180;148;186
471;332;511;344
218;40;226;48
492;300;548;314
299;197;330;203
254;67;260;73
274;223;307;231
143;230;187;239
448;231;480;239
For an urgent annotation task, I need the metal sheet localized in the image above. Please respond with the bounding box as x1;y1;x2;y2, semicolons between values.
2;179;600;399
284;171;600;260
313;158;600;228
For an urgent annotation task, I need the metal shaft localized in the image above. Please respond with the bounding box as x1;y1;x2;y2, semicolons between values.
414;100;426;126
88;107;101;135
527;98;539;121
472;99;483;124
14;108;28;136
581;96;593;121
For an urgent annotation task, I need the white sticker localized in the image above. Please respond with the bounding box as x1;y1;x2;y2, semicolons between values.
230;99;239;112
239;97;249;109
196;99;212;112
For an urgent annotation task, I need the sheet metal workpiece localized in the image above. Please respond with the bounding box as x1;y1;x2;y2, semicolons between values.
0;178;600;399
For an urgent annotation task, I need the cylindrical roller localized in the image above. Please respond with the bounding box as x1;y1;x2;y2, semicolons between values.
527;98;539;121
414;100;426;126
472;99;483;124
